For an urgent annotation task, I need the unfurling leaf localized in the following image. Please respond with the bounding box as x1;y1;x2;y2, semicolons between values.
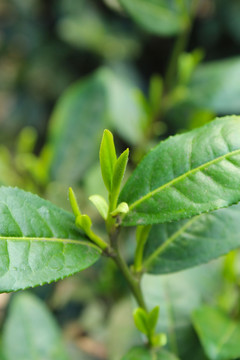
100;129;117;191
89;194;109;220
111;202;129;217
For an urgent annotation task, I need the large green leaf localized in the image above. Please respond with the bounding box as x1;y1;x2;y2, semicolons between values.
192;306;240;360
103;70;145;145
121;346;180;360
142;262;222;360
2;293;69;360
120;116;240;226
188;57;240;114
47;68;144;184
143;203;240;274
0;187;101;292
119;0;190;36
47;69;109;184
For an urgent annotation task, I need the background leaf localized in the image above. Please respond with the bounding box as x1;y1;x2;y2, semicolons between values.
102;70;145;146
142;261;222;360
46;68;144;184
0;187;101;292
47;69;109;184
121;346;180;360
167;57;240;132
119;0;190;36
188;57;240;114
143;203;240;274
1;293;69;360
192;306;240;360
120;116;240;226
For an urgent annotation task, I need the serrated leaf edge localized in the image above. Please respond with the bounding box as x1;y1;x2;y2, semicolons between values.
127;148;240;212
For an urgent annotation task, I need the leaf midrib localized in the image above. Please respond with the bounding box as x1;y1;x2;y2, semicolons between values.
143;215;200;269
128;148;240;211
0;236;101;251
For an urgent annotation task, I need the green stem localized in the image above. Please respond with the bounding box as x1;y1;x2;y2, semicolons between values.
115;248;146;310
110;229;147;310
88;229;109;251
164;27;190;91
134;225;152;272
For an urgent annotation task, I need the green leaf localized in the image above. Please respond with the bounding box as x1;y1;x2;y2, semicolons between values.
119;0;190;36
142;262;222;360
120;116;240;226
75;214;92;233
133;308;149;335
143;203;240;274
148;306;159;332
89;194;109;220
111;202;129;217
188;57;240;114
111;148;129;204
46;68;145;184
134;225;152;272
0;187;101;292
102;70;146;145
47;69;109;184
2;293;69;360
100;129;117;191
69;187;81;218
57;2;139;61
121;346;180;360
192;306;240;360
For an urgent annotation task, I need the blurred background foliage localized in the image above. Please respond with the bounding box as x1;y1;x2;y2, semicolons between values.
1;0;240;359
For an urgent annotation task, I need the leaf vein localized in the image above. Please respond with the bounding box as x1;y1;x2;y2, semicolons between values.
143;216;200;269
128;148;240;211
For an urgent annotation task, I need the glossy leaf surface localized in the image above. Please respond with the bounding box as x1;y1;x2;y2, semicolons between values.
0;187;101;292
2;293;69;360
143;203;240;274
192;306;240;360
120;116;240;226
121;346;180;360
119;0;190;36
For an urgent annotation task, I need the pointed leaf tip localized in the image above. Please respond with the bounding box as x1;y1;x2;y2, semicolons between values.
100;129;117;192
69;187;81;218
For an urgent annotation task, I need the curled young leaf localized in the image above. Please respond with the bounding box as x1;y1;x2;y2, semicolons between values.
89;194;109;220
100;129;117;192
111;202;129;217
111;148;129;210
133;308;149;335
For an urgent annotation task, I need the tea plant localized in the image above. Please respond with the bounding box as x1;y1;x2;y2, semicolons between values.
3;1;240;359
1;116;240;359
